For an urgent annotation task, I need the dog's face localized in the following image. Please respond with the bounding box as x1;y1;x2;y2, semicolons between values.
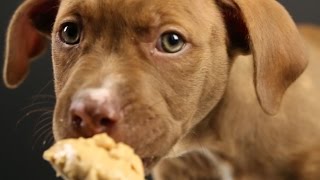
3;0;308;172
52;0;229;169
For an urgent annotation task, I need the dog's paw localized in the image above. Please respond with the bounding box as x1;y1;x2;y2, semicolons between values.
152;149;235;180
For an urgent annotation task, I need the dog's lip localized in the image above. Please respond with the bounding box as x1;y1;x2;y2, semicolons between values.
142;156;158;166
141;156;160;174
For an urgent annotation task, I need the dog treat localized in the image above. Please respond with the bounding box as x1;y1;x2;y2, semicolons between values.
43;134;144;180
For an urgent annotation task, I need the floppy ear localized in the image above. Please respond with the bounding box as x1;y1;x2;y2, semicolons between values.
216;0;308;115
3;0;59;88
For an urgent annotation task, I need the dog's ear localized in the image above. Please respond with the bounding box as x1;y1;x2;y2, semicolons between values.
3;0;59;88
216;0;308;115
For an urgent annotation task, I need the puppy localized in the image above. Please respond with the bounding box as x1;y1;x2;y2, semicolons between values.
3;0;320;179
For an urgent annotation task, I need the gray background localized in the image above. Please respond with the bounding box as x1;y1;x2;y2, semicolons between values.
0;0;319;179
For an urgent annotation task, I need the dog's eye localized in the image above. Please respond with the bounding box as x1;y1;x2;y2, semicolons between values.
59;22;81;45
157;32;185;53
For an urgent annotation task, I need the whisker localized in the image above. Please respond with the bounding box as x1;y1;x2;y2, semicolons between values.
34;116;53;130
38;111;54;121
16;108;53;128
13;80;55;152
34;80;54;98
31;94;55;100
42;131;54;147
32;127;52;151
33;122;52;138
48;136;55;145
30;94;55;106
20;101;54;112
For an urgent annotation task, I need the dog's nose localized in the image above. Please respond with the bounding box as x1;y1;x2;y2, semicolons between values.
69;89;120;137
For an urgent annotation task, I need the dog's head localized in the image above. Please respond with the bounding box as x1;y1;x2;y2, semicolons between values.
3;0;307;171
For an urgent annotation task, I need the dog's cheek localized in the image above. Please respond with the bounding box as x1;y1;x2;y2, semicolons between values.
52;100;72;140
155;47;229;132
195;50;230;118
51;47;76;94
187;17;231;126
119;103;181;158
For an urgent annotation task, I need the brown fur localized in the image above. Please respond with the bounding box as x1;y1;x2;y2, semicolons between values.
3;0;320;179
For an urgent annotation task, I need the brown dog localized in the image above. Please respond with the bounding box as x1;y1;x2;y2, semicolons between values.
3;0;320;179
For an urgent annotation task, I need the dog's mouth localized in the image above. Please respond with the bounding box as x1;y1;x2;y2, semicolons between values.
142;156;161;174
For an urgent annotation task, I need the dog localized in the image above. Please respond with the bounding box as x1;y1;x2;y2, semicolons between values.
3;0;320;179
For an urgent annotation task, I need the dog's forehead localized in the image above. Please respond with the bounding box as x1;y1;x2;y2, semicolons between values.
59;0;205;11
57;0;215;26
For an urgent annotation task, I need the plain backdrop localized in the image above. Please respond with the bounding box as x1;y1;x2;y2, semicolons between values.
0;0;319;179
